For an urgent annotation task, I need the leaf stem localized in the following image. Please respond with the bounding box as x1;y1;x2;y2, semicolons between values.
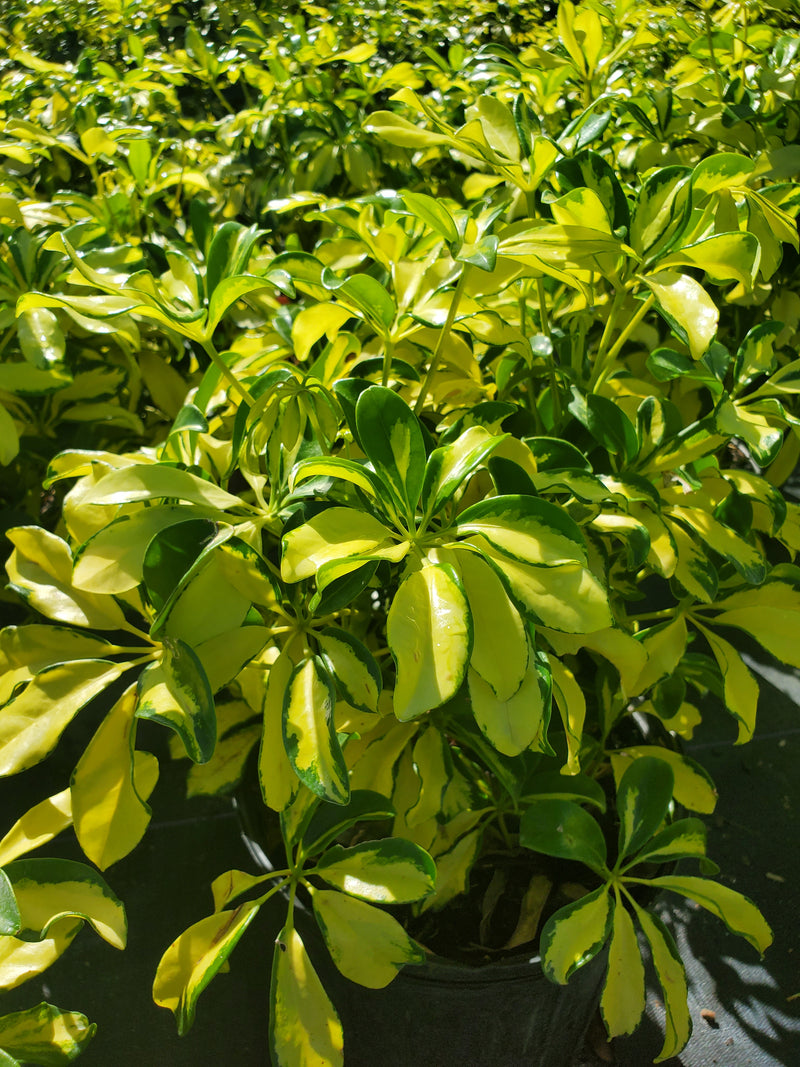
536;277;550;337
381;333;394;389
414;265;471;414
202;339;253;408
592;292;655;391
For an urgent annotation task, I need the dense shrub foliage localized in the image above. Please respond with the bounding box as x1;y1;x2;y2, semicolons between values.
1;2;799;1064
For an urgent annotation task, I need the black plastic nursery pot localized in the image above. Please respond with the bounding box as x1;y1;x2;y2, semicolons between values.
303;931;606;1067
236;787;605;1067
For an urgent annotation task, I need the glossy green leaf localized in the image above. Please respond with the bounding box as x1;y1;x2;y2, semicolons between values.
630;615;688;696
154;902;260;1035
157;549;252;648
195;625;268;695
317;627;381;713
5;858;126;949
664;518;718;602
0;625;109;704
72;685;159;870
520;799;608;873
206;274;273;336
472;95;520;161
364;111;453;148
270;926;343;1067
291;302;353;363
616;756;674;859
325;274;395;333
642;271;718;360
283;656;349;805
601;903;645;1037
540;886;612;984
186;703;259;799
314;839;436;903
735;322;783;387
550;187;611;233
549;658;586;774
312;889;425;988
0;1002;95;1065
356;387;426;515
387;563;471;721
710;581;800;668
521;771;605;810
214;540;281;611
136;638;216;764
16;307;66;367
140;517;228;624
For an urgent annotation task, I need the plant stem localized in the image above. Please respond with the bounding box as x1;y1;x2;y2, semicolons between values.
381;332;394;388
605;293;655;364
592;292;655;391
536;276;549;336
202;339;253;408
704;11;724;103
414;265;471;414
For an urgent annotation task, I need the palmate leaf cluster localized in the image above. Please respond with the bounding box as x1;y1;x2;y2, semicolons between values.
0;1;799;1064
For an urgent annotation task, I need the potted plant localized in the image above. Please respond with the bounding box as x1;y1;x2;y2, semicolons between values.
2;1;799;1064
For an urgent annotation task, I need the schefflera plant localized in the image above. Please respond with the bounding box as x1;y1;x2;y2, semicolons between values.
5;91;800;1067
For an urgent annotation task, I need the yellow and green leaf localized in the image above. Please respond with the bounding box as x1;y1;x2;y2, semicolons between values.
313;839;436;903
282;657;349;805
311;889;425;988
282;508;404;582
71;685;159;870
601;903;646;1037
456;548;528;701
0;660;126;777
539;886;612;984
154;902;260;1035
4;859;126;950
0;1002;95;1064
632;905;691;1062
270;926;343;1067
468;664;546;757
387;563;472;721
136;639;215;764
